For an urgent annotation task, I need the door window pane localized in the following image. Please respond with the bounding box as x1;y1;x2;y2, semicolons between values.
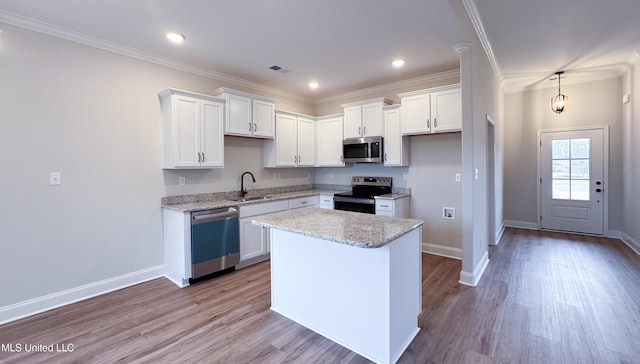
553;180;570;200
552;139;570;159
571;180;590;200
551;137;591;201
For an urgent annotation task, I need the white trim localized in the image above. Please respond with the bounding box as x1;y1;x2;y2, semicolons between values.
315;70;460;105
397;83;461;99
492;222;505;246
0;10;313;104
461;0;503;83
458;251;489;287
537;126;610;236
422;243;462;260
504;220;538;230
621;232;640;255
0;266;164;325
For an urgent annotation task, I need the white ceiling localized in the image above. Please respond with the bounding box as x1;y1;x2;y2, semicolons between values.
1;0;639;99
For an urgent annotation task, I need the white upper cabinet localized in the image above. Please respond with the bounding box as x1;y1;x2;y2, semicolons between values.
341;98;392;139
383;105;409;166
159;88;225;169
264;111;315;167
315;115;345;167
399;85;461;135
213;87;276;138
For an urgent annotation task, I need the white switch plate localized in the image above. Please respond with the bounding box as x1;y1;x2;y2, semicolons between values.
455;173;461;182
474;168;479;180
49;172;61;186
179;176;186;185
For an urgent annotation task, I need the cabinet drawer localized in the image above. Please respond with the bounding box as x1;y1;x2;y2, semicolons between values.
290;196;318;209
319;194;334;209
239;200;289;218
375;200;394;213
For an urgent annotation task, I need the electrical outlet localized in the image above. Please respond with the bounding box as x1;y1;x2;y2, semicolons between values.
403;172;409;180
49;172;61;186
179;176;186;186
455;173;461;182
443;207;455;219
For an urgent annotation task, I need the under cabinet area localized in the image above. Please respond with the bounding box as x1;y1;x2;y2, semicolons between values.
399;85;461;135
341;98;392;139
238;200;289;268
213;87;276;138
159;88;225;169
264;111;315;167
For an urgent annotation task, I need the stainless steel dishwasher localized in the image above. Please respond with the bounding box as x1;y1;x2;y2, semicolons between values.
190;207;240;280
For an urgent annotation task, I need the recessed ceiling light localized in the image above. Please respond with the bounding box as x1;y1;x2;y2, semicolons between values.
308;81;319;90
392;59;406;68
166;32;185;44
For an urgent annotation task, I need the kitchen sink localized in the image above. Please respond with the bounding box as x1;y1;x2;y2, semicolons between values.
229;195;272;202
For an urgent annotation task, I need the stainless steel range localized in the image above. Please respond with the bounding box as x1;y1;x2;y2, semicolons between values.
333;176;392;214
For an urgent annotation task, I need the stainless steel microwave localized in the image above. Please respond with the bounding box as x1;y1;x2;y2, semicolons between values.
342;136;383;163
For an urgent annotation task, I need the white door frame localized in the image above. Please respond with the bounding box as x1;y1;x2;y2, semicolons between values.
536;125;609;235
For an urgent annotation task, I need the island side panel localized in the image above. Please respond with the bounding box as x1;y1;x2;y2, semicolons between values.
388;227;422;362
269;229;392;363
162;208;192;288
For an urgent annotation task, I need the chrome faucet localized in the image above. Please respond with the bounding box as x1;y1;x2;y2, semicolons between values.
240;171;256;197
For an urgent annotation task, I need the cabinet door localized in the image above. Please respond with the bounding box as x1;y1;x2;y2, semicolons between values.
431;88;461;132
225;93;253;136
296;117;315;166
173;95;200;167
275;113;298;167
315;117;344;166
252;100;275;138
343;106;363;139
239;218;268;261
200;100;224;167
362;102;383;136
401;93;431;135
383;107;407;166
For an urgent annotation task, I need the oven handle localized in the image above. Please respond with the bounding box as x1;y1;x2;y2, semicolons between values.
333;196;375;204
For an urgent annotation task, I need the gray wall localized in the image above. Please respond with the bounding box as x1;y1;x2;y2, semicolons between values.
622;63;640;245
503;77;624;231
0;24;314;308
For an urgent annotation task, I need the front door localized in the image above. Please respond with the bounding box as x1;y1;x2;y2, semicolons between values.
540;128;605;234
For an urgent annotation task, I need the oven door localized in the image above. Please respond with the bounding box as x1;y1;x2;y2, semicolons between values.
333;196;376;214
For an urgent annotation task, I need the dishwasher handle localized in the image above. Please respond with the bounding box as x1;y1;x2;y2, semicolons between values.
191;207;238;224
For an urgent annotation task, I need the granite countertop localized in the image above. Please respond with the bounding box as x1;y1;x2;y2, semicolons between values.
374;193;410;200
161;189;347;212
252;207;424;248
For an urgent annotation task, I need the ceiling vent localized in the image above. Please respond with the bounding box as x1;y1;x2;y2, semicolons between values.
269;65;290;73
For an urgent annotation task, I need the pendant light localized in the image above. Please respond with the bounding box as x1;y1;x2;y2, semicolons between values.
551;71;568;113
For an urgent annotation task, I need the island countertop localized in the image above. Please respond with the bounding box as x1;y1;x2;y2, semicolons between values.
252;207;424;248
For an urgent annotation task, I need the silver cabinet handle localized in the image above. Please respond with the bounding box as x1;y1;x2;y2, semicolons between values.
340;155;343;162
249;122;252;131
363;126;367;135
298;155;301;163
434;118;437;128
294;155;297;163
301;201;308;205
201;153;205;163
427;119;430;128
380;204;389;208
254;123;257;132
358;126;362;135
384;153;387;161
197;152;202;163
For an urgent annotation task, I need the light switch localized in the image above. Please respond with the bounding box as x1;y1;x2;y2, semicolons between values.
455;173;461;182
49;172;61;186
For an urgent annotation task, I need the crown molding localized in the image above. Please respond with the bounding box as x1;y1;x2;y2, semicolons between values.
0;10;314;104
314;69;460;105
502;68;626;94
461;0;503;83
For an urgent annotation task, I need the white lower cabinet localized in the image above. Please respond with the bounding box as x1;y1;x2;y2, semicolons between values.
318;194;334;209
375;196;410;218
237;200;289;268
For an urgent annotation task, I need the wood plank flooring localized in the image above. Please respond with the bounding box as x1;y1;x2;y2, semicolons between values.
1;228;639;363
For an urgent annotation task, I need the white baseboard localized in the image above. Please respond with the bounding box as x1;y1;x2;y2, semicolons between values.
422;242;462;260
492;222;506;246
504;220;538;230
0;265;164;325
459;251;489;287
621;232;640;255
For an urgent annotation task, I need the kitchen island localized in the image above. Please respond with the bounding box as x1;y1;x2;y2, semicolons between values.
252;208;423;364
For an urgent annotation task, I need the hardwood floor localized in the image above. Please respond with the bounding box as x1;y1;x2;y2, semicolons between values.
1;228;639;363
